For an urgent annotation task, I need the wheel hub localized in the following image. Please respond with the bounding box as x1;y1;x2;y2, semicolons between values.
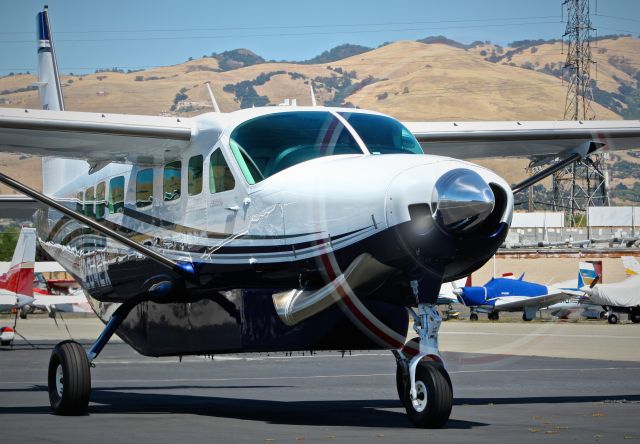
55;364;64;397
411;380;428;412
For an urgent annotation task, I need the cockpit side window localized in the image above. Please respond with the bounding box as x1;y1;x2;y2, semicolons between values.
209;149;235;194
229;111;362;183
338;112;423;155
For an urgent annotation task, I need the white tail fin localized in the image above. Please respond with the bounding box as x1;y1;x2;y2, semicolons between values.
36;6;64;111
622;256;640;277
36;7;88;195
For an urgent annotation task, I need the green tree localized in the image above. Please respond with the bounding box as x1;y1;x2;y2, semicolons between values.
0;225;20;261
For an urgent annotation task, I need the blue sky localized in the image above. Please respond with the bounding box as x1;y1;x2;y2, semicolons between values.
0;0;638;74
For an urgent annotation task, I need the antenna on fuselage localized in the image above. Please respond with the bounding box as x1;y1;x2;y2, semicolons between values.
309;83;317;107
205;82;221;113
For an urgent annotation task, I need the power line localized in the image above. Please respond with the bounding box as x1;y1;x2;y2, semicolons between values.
0;20;562;44
0;15;562;36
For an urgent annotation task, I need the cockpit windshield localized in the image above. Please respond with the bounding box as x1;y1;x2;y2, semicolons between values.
339;112;423;155
229;111;363;184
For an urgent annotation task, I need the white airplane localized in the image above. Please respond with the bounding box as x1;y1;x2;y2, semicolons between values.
1;227;90;319
584;257;640;324
0;226;36;345
0;226;36;314
0;6;639;427
545;262;606;320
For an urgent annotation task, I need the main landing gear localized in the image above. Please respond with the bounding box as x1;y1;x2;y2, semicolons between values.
47;302;134;415
393;280;453;428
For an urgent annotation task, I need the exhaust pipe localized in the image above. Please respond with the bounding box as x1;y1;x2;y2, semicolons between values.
272;253;396;326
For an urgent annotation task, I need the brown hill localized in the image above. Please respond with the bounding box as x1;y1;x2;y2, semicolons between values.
0;36;638;195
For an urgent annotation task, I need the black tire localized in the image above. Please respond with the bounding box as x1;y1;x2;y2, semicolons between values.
403;361;453;428
608;314;619;325
599;311;606;320
630;313;640;324
0;340;11;346
19;311;27;320
47;340;91;415
469;313;478;321
522;313;533;322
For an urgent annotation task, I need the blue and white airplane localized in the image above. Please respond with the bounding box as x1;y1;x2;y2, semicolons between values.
453;271;586;321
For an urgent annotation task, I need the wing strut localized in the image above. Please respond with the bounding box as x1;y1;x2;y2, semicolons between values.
0;171;198;283
511;141;604;194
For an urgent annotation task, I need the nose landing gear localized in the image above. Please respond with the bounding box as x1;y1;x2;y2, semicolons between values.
394;280;453;428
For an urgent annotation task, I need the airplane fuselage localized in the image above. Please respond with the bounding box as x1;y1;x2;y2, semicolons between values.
34;107;513;355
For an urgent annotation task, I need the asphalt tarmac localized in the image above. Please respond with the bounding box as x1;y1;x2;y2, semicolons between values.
1;334;639;443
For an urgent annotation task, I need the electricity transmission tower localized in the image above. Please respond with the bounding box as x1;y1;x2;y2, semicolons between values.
551;0;609;227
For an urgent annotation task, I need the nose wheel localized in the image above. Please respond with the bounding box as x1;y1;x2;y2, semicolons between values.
395;294;453;428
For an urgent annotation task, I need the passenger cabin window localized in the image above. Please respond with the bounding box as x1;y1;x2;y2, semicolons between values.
136;168;154;208
84;186;95;218
95;182;106;220
109;176;125;214
209;149;235;193
188;155;203;195
229;111;362;184
163;161;181;201
76;191;83;213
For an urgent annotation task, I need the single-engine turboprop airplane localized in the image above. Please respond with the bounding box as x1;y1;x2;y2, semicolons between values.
0;7;640;427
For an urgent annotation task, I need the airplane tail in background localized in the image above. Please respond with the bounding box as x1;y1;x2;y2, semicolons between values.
0;227;36;298
36;6;88;195
622;256;640;277
578;261;598;288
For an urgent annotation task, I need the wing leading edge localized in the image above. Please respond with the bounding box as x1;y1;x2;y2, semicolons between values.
0;107;194;165
404;120;640;159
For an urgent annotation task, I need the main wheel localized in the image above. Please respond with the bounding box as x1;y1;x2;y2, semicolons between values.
522;313;533;322
630;312;640;324
48;340;91;415
469;313;479;321
0;340;11;346
403;361;453;428
608;313;619;324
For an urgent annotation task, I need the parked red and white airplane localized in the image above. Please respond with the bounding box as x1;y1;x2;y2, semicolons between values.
0;7;639;427
1;227;89;327
0;227;36;314
0;226;36;345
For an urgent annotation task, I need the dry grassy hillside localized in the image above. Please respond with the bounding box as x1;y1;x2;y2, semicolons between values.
0;36;639;195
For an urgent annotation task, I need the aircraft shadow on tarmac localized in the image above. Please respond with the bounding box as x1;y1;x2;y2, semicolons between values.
0;385;483;429
2;385;640;428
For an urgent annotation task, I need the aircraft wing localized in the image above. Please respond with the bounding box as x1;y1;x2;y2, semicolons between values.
404;120;640;160
494;292;569;311
33;293;87;310
0;195;44;219
0;107;194;165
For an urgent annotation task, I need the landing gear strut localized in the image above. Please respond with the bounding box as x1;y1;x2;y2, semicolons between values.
394;280;453;428
47;301;135;415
